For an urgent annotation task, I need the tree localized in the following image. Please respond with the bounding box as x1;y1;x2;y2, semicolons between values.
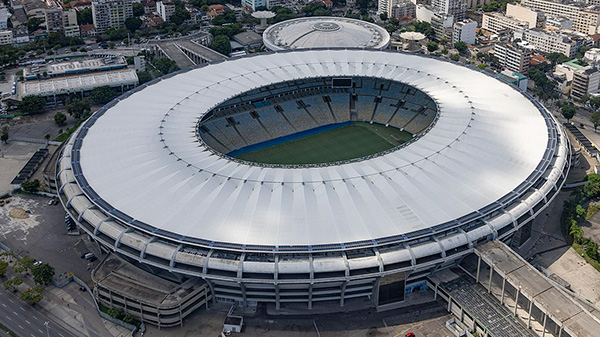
66;98;91;119
18;95;46;115
546;52;569;66
152;58;180;75
19;285;44;304
14;256;35;274
426;41;438;53
413;21;434;39
54;112;67;126
133;2;145;16
3;277;22;292
0;260;8;278
210;35;231;56
1;125;8;144
77;8;93;25
570;224;583;243
477;63;487;70
107;306;123;318
26;17;43;33
32;263;55;286
591;111;600;132
125;17;142;32
137;71;152;85
450;54;460;62
454;41;467;54
561;102;576;121
590;97;600;109
20;180;40;193
90;86;118;104
379;12;388;21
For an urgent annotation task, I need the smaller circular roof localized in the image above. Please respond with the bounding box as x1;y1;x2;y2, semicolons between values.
263;17;390;51
400;31;426;41
252;11;275;19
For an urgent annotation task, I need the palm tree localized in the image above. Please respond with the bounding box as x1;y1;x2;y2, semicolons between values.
570;224;583;243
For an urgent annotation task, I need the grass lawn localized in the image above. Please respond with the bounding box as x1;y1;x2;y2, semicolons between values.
235;122;412;165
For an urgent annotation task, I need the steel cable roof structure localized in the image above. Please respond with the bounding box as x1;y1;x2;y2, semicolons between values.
57;49;569;313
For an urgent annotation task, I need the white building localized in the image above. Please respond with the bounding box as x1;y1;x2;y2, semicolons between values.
452;20;476;45
482;12;529;34
432;0;466;21
0;8;8;29
546;17;573;30
506;3;543;29
585;48;600;62
521;0;600;35
514;28;588;58
493;42;532;73
156;1;175;21
0;30;13;46
572;66;600;98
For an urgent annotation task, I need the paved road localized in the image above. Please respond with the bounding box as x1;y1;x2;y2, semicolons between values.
0;287;77;337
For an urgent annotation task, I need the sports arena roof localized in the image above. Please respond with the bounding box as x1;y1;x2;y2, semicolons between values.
263;17;391;51
74;49;551;250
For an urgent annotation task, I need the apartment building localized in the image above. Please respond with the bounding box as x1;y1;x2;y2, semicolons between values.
156;1;175;21
574;8;600;35
0;30;13;45
432;0;466;21
482;12;530;34
391;1;416;18
453;20;477;44
92;0;133;33
493;42;532;73
572;66;600;98
506;3;544;29
466;0;491;10
522;0;600;35
515;28;588;58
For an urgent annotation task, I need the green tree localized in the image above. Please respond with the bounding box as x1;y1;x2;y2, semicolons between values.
107;306;123;318
54;112;67;126
546;52;569;66
90;86;118;104
172;5;191;25
477;63;487;70
570;224;583;243
379;12;388;21
3;277;22;292
413;21;434;39
20;180;40;193
152;57;180;75
454;41;468;53
66;98;91;120
77;8;93;25
590;97;600;109
125;17;142;32
32;263;54;286
591;111;600;132
137;71;152;85
561;102;576;121
450;54;460;62
210;35;231;56
133;2;145;16
19;285;44;304
0;260;8;278
426;41;438;53
1;125;8;144
18;96;46;115
26;17;43;33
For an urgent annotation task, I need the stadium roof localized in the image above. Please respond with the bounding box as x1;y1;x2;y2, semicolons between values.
76;49;549;248
263;17;391;51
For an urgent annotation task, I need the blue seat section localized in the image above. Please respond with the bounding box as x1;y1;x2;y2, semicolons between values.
200;77;437;152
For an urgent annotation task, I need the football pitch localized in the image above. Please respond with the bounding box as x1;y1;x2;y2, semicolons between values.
234;122;413;165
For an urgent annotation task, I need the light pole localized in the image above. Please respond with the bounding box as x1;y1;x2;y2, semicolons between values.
44;321;49;337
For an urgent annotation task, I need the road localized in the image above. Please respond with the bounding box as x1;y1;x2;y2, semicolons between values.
0;286;77;337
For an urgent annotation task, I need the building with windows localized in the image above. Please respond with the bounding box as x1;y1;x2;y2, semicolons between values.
493;43;532;73
482;12;530;34
432;0;466;21
0;8;9;29
506;3;544;29
572;66;600;98
156;1;175;21
574;8;600;35
45;7;64;32
390;1;416;18
56;49;569;317
0;30;13;45
521;0;600;35
515;28;588;58
452;20;476;45
92;0;133;33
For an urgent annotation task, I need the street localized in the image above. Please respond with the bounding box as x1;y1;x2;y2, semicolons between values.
0;286;77;337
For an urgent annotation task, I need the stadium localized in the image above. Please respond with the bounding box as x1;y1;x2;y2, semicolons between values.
56;49;570;315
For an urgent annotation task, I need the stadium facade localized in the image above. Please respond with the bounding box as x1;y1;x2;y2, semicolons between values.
57;49;570;314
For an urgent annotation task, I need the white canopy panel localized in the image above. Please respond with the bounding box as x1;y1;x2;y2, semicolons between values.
77;49;548;248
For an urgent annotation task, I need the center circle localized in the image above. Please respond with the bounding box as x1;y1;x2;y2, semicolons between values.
312;22;341;31
197;76;438;167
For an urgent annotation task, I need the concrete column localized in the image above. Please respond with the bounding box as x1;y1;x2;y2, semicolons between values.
527;300;533;328
476;256;481;283
308;284;313;309
542;313;547;337
514;288;520;316
434;283;438;300
500;277;506;305
558;325;563;337
488;264;494;293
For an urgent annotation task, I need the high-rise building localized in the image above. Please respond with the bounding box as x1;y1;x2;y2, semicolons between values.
574;9;600;35
505;3;544;29
572;66;600;98
515;28;588;58
390;1;416;18
482;12;529;34
156;1;175;21
92;0;133;33
45;7;63;32
452;20;476;45
521;0;600;35
432;0;466;21
493;43;532;73
466;0;490;10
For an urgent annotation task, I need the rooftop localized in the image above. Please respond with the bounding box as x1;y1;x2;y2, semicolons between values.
23;56;127;79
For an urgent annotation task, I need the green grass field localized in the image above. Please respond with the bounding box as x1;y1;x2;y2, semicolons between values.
235;122;413;165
